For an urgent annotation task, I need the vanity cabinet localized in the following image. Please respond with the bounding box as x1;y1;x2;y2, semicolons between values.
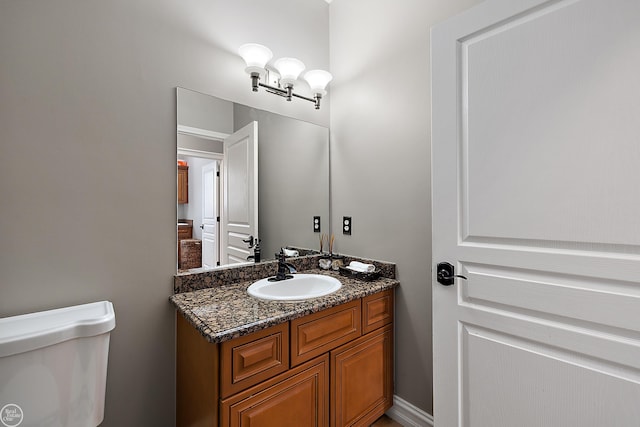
178;165;189;204
176;288;394;427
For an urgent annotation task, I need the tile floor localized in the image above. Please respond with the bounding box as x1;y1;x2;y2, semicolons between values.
371;414;403;426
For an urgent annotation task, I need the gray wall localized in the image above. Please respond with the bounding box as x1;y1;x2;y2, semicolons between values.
177;87;234;134
0;0;328;426
177;133;224;155
329;0;483;415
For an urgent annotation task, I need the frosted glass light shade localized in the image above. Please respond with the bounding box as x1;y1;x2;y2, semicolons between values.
304;70;333;96
238;43;273;74
274;58;305;86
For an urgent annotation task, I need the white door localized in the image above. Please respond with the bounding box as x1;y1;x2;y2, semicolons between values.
432;0;640;426
201;161;219;269
221;122;258;265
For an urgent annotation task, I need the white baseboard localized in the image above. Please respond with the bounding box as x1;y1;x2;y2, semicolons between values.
385;395;434;427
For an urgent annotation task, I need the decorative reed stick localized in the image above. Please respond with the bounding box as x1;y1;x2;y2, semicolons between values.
329;233;335;255
319;233;326;253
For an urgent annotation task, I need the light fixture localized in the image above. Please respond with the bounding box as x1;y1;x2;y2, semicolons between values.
238;43;332;110
304;70;333;97
238;43;273;74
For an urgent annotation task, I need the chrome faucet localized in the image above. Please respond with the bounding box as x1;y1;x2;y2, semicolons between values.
270;249;297;281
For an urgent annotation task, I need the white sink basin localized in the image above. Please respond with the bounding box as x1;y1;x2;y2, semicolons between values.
247;274;342;301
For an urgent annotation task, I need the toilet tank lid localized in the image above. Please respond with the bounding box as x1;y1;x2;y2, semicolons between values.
0;301;116;358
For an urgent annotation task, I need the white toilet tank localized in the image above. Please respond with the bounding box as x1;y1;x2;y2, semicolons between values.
0;301;115;427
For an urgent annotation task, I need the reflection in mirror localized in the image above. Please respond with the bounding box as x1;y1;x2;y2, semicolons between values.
176;87;330;272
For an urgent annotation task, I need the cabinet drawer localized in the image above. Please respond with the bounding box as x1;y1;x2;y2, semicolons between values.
291;300;361;367
220;323;289;398
362;289;394;334
221;355;329;427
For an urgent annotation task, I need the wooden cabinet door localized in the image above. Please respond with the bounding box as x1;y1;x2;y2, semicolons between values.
221;355;329;427
178;165;189;204
331;324;393;427
220;323;289;399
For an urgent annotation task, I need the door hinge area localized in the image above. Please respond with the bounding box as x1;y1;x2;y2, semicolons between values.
216;171;220;177
216;216;220;222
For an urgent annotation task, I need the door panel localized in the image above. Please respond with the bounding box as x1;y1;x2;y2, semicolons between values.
442;0;640;280
432;0;640;425
201;161;218;268
461;263;640;334
461;325;640;427
461;0;640;248
222;122;258;265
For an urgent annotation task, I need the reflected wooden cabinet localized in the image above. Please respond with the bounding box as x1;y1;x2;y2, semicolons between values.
178;165;189;204
176;289;394;427
177;224;192;241
177;220;193;270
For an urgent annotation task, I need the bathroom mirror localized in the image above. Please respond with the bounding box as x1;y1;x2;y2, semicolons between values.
177;87;329;271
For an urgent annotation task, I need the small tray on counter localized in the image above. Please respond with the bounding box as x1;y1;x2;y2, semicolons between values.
338;266;381;282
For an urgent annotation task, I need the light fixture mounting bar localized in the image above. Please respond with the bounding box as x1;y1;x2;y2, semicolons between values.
250;72;321;109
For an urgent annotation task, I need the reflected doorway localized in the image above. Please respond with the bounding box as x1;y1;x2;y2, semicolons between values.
177;150;221;270
200;160;219;268
177;122;258;271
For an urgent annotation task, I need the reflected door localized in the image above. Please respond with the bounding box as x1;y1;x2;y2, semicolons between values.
201;161;219;268
221;122;258;265
432;0;640;425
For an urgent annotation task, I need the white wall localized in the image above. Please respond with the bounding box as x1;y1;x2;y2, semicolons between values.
329;0;483;415
0;0;328;425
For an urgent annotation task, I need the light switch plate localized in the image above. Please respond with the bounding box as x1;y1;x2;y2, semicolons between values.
342;216;352;235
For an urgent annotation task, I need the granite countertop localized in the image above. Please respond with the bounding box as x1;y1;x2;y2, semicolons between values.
170;268;399;344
